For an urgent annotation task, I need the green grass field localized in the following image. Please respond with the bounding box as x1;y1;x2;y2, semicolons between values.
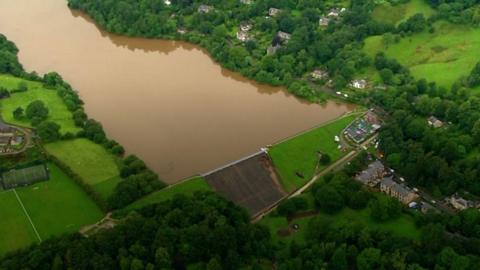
44;139;121;197
260;207;420;245
0;190;38;255
364;21;480;89
269;114;358;193
125;176;211;211
371;0;435;25
0;163;103;256
0;74;80;134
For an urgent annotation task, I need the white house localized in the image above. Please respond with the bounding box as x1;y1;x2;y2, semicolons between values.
350;79;367;89
269;7;281;17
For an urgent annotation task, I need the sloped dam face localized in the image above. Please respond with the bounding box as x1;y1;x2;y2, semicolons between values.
0;0;354;183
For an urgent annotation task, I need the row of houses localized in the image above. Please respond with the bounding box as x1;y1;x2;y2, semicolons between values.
355;160;419;205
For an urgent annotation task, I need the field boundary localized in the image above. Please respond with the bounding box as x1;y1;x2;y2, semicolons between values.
271;110;365;146
13;189;42;242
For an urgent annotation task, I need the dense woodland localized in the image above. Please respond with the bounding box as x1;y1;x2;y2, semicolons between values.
3;0;480;268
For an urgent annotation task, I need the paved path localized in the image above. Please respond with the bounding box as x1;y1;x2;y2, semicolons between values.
254;134;378;222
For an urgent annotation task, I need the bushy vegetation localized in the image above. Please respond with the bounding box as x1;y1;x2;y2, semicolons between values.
0;193;273;270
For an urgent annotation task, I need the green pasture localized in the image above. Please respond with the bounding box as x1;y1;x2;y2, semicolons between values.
16;163;104;239
261;207;420;245
371;0;435;25
0;190;38;256
125;176;211;211
364;21;480;89
44;139;121;197
0;74;80;134
0;163;103;256
269;114;358;193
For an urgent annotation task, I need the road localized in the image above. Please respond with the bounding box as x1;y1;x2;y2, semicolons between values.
290;134;378;197
253;134;378;222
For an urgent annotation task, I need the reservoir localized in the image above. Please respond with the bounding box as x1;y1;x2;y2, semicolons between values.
0;0;354;183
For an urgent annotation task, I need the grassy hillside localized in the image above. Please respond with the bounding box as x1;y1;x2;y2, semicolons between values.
269;114;358;193
371;0;435;25
16;164;104;238
44;139;121;197
0;163;103;255
0;74;80;134
125;177;211;211
364;21;480;88
261;207;420;245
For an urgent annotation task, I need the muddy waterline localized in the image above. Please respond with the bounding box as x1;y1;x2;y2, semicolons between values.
0;0;354;183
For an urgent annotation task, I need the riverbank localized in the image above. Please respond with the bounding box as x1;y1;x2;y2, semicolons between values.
0;0;355;183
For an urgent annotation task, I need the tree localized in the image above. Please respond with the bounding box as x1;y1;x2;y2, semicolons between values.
17;81;27;92
12;107;23;120
369;197;402;222
314;185;344;213
330;245;348;270
357;248;381;270
25;100;49;124
320;153;331;165
36;121;61;142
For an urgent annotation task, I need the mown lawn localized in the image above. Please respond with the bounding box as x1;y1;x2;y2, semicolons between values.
371;0;435;26
364;21;480;89
0;163;103;256
44;139;121;197
261;207;420;245
269;114;358;193
16;163;104;239
0;74;80;134
125;176;211;211
0;190;38;256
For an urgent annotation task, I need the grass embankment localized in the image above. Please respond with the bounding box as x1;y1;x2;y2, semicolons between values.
260;191;420;245
0;163;103;256
44;138;121;198
125;176;211;211
269;114;358;193
371;0;435;26
0;74;80;134
364;21;480;89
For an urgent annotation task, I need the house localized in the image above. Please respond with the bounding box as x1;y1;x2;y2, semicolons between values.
350;79;367;89
355;160;385;187
269;8;281;17
327;7;346;17
0;121;14;136
448;194;475;210
240;0;253;4
311;69;329;80
240;22;253;32
0;136;10;146
428;116;444;128
319;17;330;26
236;31;251;42
198;4;213;13
380;176;418;204
276;31;291;42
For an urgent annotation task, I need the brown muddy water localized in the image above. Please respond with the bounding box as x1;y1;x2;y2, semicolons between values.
0;0;354;183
